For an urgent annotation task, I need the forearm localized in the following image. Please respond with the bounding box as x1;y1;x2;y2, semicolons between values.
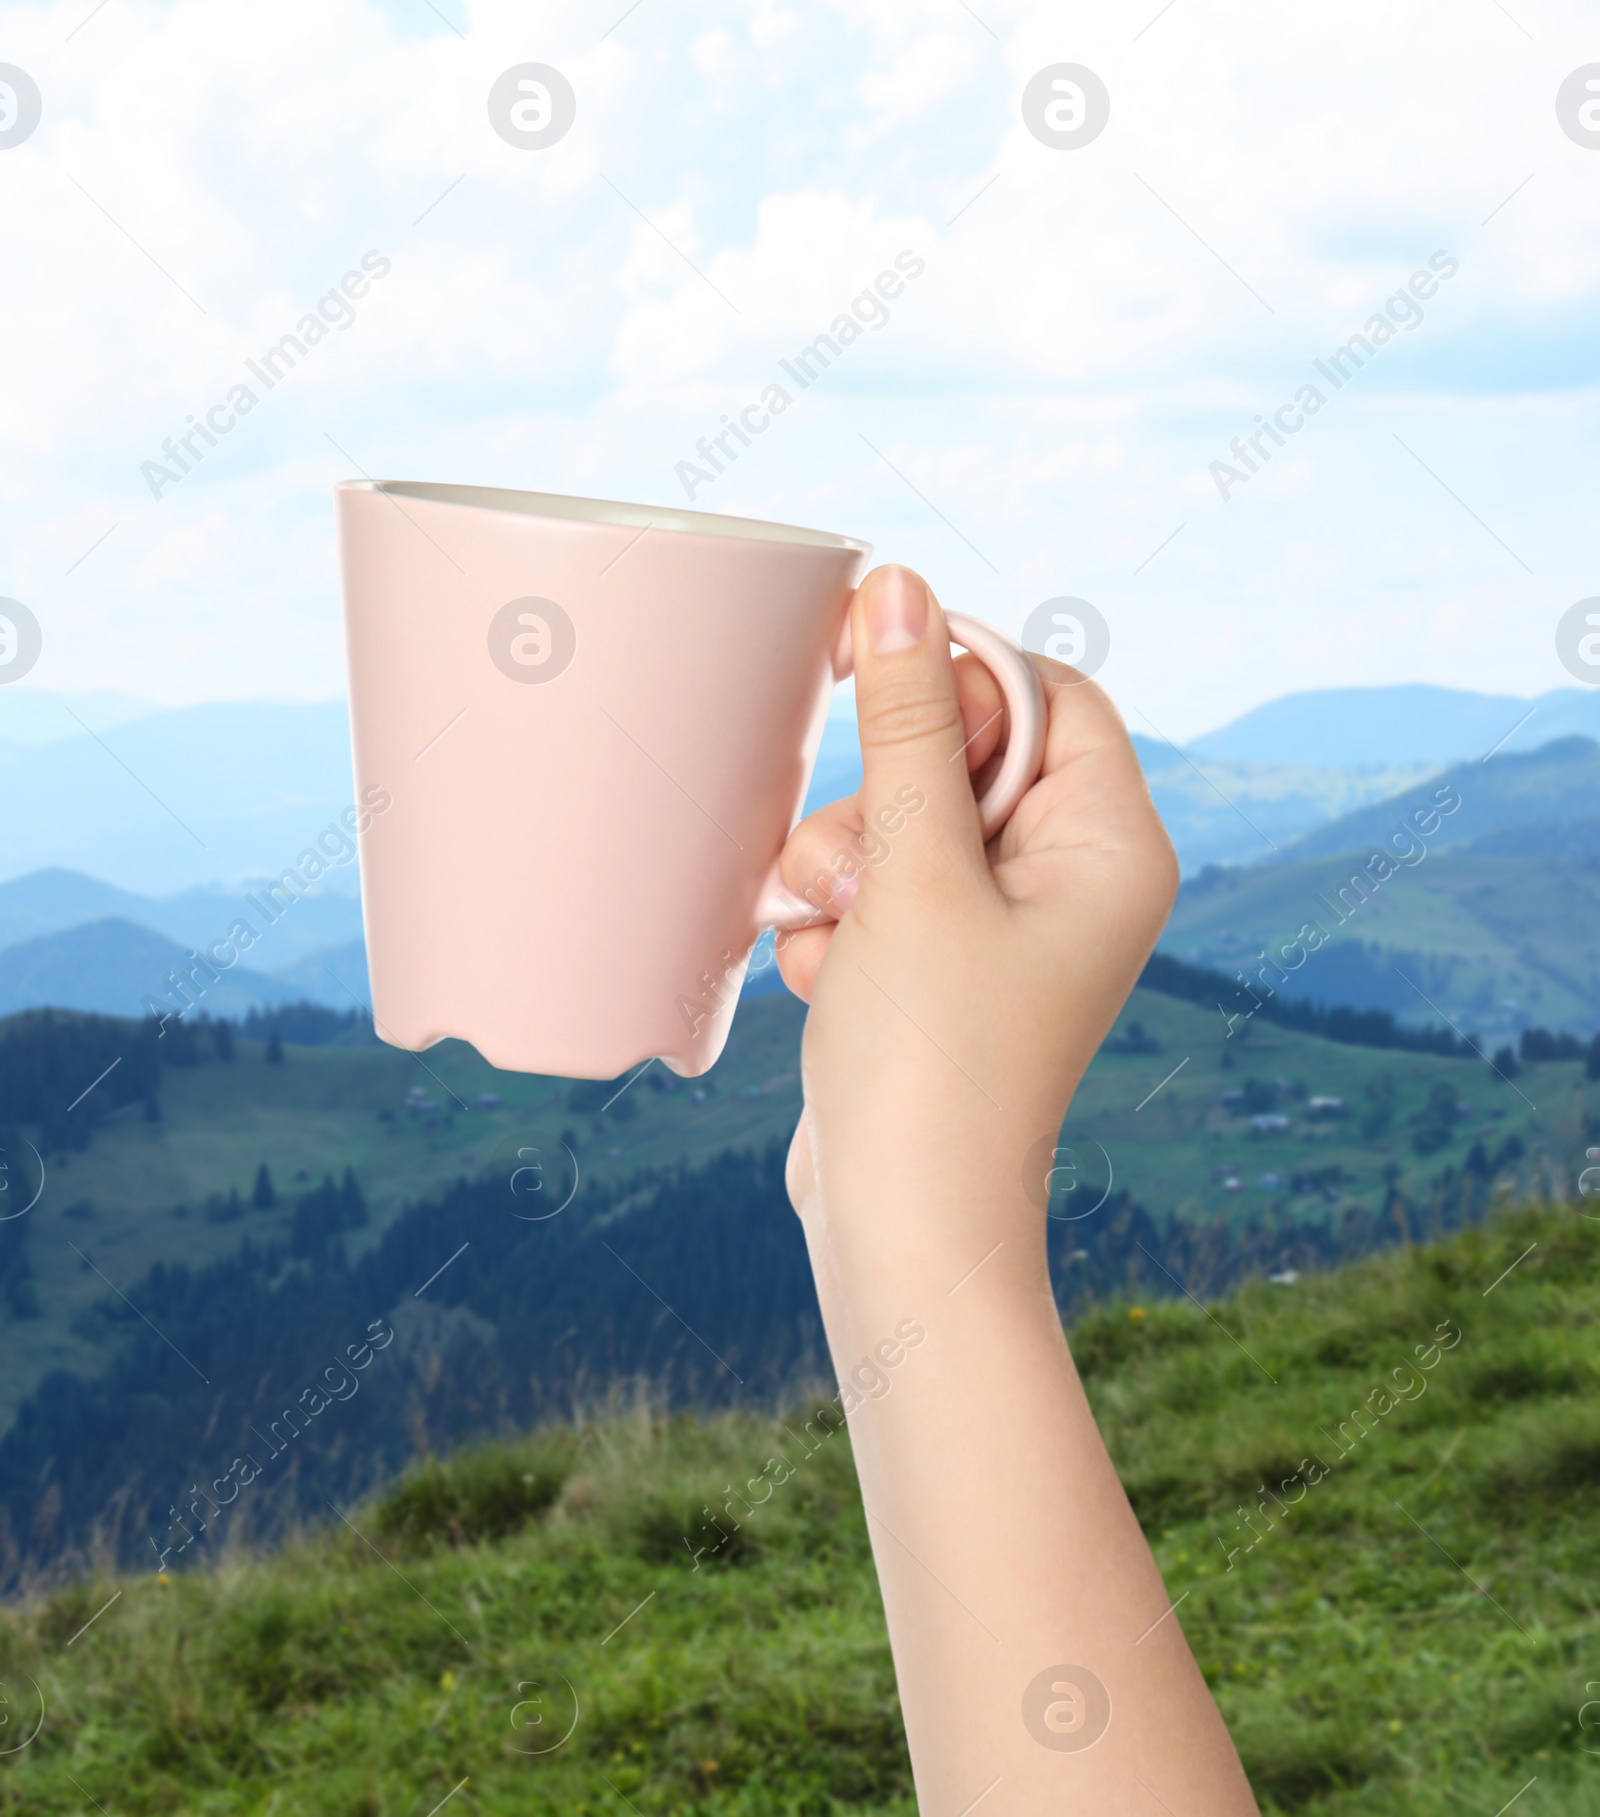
777;567;1255;1812
799;1134;1259;1816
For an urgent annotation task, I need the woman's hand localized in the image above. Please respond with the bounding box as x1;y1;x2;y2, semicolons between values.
769;564;1258;1817
776;562;1178;1269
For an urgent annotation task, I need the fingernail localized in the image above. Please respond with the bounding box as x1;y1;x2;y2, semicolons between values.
869;567;928;654
832;869;860;915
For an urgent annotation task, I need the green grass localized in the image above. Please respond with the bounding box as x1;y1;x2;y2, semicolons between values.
2;1201;1597;1814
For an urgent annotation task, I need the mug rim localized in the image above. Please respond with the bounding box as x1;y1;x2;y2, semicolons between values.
335;479;872;556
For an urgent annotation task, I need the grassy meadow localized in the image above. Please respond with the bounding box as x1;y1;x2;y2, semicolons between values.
0;1201;1595;1815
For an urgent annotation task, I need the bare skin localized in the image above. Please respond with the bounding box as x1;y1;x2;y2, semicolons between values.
773;565;1260;1816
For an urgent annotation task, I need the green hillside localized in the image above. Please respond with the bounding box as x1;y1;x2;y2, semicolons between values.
0;995;809;1433
1;1201;1595;1815
1132;741;1438;872
6;987;1596;1437
1161;738;1600;1041
1164;851;1600;1041
1285;736;1600;861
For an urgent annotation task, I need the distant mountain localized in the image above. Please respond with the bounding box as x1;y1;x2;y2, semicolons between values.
1162;848;1600;1039
267;937;371;1007
1465;816;1600;859
817;714;1433;873
5;683;1575;894
1285;736;1600;860
1189;685;1597;768
1160;737;1600;1038
0;687;160;745
0;896;373;1020
0;869;364;966
0;919;299;1020
1135;750;1439;872
0;869;154;949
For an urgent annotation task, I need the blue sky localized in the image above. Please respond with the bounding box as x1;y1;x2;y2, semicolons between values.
0;0;1596;739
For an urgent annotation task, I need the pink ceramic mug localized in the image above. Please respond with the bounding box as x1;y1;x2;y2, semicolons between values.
335;482;1047;1079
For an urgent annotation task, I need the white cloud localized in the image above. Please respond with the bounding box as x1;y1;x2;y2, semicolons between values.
0;0;1593;734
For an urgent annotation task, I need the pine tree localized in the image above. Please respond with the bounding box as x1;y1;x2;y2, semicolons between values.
265;1030;284;1065
251;1164;276;1210
340;1167;368;1227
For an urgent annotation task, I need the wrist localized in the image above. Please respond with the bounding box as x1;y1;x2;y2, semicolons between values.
797;1152;1054;1320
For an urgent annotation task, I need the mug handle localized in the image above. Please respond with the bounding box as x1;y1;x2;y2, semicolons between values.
756;610;1049;932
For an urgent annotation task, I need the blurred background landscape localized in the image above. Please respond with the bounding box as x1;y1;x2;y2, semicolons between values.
2;675;1596;1580
5;678;1598;1036
5;0;1600;1804
2;678;1597;1815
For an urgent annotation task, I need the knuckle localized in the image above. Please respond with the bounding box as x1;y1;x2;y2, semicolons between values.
1035;653;1084;689
782;829;859;904
859;680;964;752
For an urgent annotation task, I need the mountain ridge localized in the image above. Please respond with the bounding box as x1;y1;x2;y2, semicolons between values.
0;918;362;1020
1187;683;1599;767
0;682;1578;890
1279;734;1600;861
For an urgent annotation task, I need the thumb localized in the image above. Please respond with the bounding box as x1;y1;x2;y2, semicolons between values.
850;565;987;885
